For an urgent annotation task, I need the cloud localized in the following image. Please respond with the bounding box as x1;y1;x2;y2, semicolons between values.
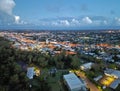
28;16;120;28
59;20;70;26
115;17;120;24
38;17;108;27
82;17;93;24
71;19;79;25
52;21;58;26
0;10;14;24
116;18;120;22
0;0;21;25
51;20;70;26
15;16;20;24
0;0;15;15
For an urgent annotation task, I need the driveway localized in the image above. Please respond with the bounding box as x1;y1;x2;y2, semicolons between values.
75;70;101;91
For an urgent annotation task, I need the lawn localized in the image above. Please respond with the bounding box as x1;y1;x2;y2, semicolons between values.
41;68;69;91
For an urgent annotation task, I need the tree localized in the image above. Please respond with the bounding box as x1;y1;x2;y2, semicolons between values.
38;57;48;67
30;77;51;91
0;37;29;91
108;63;116;69
28;54;33;64
9;74;19;84
64;55;72;68
13;63;22;73
70;55;80;69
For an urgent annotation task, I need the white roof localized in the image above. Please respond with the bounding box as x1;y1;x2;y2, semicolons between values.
81;62;93;69
63;73;86;90
27;67;34;79
104;69;120;78
94;75;102;81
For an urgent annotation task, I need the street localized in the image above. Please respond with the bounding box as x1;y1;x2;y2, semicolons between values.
75;70;101;91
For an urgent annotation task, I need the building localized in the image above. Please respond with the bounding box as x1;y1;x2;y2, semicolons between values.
63;73;87;91
35;69;40;76
80;62;93;71
46;39;49;44
104;69;120;79
94;75;103;82
110;79;120;89
27;67;35;79
103;69;120;89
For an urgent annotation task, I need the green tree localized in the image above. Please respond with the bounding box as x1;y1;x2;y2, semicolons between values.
9;74;19;84
38;57;48;67
28;54;33;64
71;55;80;69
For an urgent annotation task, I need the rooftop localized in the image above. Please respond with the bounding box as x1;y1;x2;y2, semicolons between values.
63;73;86;91
104;69;120;78
27;67;34;79
110;79;120;89
80;62;93;70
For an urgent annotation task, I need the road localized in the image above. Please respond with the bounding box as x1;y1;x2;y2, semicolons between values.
75;70;101;91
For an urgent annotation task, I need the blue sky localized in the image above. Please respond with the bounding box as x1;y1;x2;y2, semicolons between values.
14;0;120;19
0;0;120;30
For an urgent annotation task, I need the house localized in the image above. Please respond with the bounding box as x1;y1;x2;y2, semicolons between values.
94;75;103;81
103;69;120;89
80;62;94;71
27;67;35;79
63;73;87;91
35;69;40;76
115;62;120;65
110;79;120;89
117;55;120;59
104;69;120;78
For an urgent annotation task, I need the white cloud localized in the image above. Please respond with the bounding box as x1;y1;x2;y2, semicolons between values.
15;15;20;24
52;21;59;26
118;18;120;22
59;20;70;26
71;19;80;25
51;19;79;26
39;17;106;27
82;17;93;24
30;16;120;28
115;17;120;25
0;0;21;25
0;11;14;24
115;17;120;22
0;0;15;15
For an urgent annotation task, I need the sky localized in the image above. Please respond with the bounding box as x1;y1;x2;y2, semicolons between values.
0;0;120;30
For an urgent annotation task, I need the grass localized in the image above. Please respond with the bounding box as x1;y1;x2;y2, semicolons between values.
41;68;69;91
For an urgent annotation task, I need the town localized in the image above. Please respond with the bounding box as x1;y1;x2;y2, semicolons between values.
0;30;120;91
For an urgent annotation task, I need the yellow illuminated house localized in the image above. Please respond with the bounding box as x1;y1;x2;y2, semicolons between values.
100;69;120;89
